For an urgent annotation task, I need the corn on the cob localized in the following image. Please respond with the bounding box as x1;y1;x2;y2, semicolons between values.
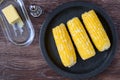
82;10;111;52
67;17;95;60
52;23;76;67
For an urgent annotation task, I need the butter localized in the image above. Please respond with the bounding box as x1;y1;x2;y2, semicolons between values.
2;4;24;27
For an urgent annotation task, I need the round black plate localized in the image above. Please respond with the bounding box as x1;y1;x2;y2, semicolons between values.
40;1;117;79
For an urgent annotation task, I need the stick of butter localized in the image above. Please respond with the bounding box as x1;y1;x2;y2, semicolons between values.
2;4;24;27
2;4;24;36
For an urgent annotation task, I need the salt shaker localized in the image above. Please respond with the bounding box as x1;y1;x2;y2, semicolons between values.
29;4;43;18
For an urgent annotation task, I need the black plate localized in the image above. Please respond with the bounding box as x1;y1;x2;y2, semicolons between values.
40;1;117;79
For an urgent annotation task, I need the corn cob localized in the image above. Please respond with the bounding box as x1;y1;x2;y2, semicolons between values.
67;17;95;60
82;10;111;52
52;23;76;67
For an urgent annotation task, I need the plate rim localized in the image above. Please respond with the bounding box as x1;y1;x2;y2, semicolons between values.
39;1;118;79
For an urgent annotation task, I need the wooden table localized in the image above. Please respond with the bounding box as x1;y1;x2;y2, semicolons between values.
0;0;120;80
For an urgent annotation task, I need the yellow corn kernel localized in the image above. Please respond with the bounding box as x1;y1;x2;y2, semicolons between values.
67;17;95;60
82;10;111;51
52;23;76;67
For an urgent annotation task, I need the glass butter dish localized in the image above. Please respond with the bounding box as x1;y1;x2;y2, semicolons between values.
0;0;35;46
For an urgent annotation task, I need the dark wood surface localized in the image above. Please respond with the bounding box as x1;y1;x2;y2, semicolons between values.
0;0;120;80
